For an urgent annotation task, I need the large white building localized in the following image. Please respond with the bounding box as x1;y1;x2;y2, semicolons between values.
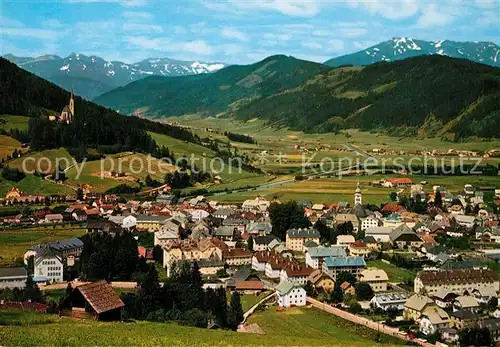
414;269;500;295
34;247;64;283
276;279;306;307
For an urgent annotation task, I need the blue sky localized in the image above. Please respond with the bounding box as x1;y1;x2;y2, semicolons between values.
1;0;498;64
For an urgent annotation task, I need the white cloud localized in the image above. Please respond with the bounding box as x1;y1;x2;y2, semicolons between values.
263;33;291;41
302;41;322;49
220;27;248;42
2;27;63;40
173;26;187;34
338;27;368;38
474;0;497;8
327;39;345;52
414;4;459;28
347;0;420;20
122;11;153;19
125;36;216;56
65;0;147;7
42;19;66;29
1;16;24;27
122;22;163;33
207;0;320;17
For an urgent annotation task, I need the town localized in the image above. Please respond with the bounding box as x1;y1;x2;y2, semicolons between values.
1;178;500;346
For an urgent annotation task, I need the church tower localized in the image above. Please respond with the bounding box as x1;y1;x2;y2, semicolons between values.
354;181;362;206
69;90;74;120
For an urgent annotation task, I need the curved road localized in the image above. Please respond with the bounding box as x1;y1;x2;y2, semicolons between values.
307;297;435;347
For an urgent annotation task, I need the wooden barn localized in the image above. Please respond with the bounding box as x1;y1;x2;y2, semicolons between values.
58;280;124;321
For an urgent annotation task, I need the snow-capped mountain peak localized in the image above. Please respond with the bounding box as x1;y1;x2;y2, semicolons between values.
3;53;227;99
325;38;500;68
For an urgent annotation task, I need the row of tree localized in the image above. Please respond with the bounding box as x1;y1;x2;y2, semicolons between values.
121;261;244;330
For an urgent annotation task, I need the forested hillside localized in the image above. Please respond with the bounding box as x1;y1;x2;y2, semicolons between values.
232;56;500;139
0;58;200;157
94;55;329;117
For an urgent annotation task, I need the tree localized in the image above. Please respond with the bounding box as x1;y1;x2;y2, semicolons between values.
304;281;317;297
76;187;84;201
459;327;493;347
355;282;374;301
330;284;343;304
488;297;498;311
434;189;443;208
337;271;357;286
65;282;73;296
227;291;244;330
23;276;42;302
389;192;398;201
348;302;362;314
247;235;254;251
269;201;311;240
182;308;208;328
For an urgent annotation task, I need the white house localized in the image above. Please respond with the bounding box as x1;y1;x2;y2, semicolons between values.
190;209;210;221
122;215;137;229
361;216;380;230
34;248;64;283
276;279;306;307
359;269;389;292
336;235;355;247
0;267;27;289
364;227;393;243
370;292;410;311
419;306;451;336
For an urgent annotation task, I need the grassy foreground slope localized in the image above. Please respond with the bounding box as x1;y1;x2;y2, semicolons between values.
0;307;402;346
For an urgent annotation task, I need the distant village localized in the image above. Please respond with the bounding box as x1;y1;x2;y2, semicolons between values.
1;178;500;345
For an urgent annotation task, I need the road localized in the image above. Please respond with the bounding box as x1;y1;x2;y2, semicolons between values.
307;297;435;347
242;291;276;324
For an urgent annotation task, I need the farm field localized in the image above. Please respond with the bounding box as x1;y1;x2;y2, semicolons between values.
0;114;29;132
366;260;416;283
0;307;402;346
150;131;266;188
167;115;500;154
208;174;500;204
0;226;86;266
0;135;24;160
0;174;75;196
7;148;74;173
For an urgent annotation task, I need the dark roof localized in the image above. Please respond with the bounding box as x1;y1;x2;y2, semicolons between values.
254;235;278;245
363;236;377;243
32;237;83;253
390;224;421;243
0;267;27;278
451;309;481;320
76;280;124;314
418;269;499;286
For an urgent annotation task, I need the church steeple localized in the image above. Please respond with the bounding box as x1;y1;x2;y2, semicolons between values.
354;181;362;206
69;90;74;118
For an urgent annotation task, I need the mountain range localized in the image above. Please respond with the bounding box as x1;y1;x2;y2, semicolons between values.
95;54;500;140
2;53;226;99
94;54;329;117
325;38;500;67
